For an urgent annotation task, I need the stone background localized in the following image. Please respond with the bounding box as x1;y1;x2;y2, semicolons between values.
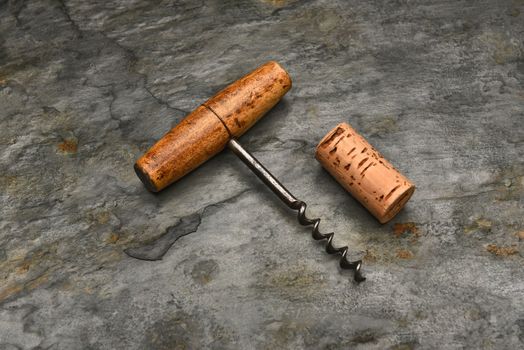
1;0;523;349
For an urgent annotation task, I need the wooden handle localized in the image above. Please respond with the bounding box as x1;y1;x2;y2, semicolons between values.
135;61;292;192
204;61;291;137
315;123;415;223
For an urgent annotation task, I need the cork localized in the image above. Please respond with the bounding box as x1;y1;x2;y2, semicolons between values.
315;123;415;223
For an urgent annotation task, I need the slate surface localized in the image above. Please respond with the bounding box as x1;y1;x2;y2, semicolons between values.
1;0;523;349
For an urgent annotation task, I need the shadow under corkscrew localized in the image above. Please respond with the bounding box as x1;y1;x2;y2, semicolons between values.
228;139;365;283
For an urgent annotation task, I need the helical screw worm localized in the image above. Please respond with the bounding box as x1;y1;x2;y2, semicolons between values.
227;138;366;282
292;200;365;282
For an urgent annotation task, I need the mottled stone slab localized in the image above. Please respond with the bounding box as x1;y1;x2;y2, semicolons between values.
0;0;523;349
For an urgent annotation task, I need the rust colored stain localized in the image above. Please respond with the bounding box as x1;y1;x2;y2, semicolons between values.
95;211;111;224
393;222;419;238
0;284;23;303
0;273;48;303
486;244;519;256
516;231;524;240
58;139;78;153
262;0;290;7
396;249;414;259
16;260;31;274
363;249;378;262
464;218;493;234
107;233;120;244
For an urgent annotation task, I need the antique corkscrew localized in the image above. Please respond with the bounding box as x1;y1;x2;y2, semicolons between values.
129;61;416;283
227;138;365;282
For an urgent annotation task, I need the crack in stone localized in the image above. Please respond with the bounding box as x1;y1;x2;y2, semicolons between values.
142;84;189;116
57;1;189;117
124;189;250;260
106;86;121;128
57;0;83;38
94;30;190;116
7;0;27;26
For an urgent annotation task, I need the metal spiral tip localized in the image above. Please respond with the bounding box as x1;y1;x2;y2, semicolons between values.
227;138;366;283
294;201;365;283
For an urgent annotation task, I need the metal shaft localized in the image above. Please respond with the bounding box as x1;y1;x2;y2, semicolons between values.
227;138;365;282
227;138;299;208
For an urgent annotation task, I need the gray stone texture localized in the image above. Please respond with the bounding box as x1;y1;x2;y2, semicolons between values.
1;0;523;349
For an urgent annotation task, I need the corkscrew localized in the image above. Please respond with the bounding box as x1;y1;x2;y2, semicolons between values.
130;61;415;283
227;139;365;282
130;61;367;282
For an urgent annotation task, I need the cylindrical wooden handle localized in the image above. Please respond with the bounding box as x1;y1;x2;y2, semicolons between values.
204;61;291;138
135;61;292;192
315;123;415;223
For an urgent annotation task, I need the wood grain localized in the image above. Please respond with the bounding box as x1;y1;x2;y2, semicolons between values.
134;61;292;192
204;61;291;137
134;105;229;192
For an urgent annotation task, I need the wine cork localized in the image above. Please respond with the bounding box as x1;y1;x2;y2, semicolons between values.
315;123;415;223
